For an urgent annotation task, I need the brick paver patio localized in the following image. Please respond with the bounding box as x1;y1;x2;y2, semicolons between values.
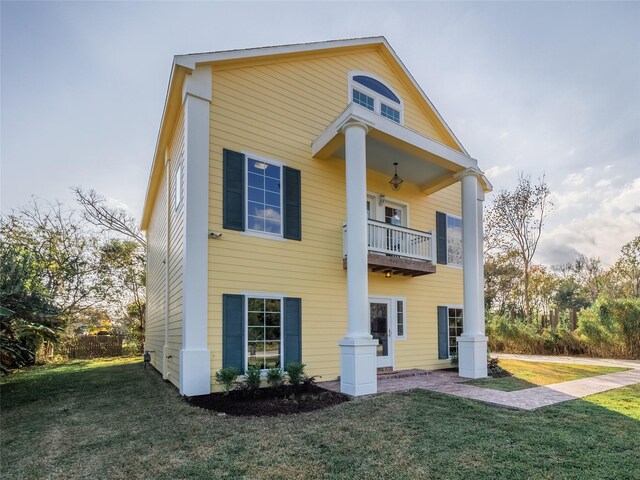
321;368;640;411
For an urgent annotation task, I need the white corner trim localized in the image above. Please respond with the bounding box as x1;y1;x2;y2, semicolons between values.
179;67;212;396
182;65;212;103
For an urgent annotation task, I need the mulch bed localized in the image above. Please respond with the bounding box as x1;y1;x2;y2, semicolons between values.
186;384;350;417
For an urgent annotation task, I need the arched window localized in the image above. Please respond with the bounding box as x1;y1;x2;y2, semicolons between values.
349;72;403;124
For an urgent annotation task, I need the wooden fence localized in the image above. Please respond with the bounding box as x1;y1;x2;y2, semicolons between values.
59;335;124;359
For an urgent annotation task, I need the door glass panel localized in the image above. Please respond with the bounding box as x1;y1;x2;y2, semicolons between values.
385;206;403;226
370;302;389;357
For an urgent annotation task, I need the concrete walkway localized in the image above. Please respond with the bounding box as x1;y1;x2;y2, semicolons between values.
321;363;640;411
491;353;640;370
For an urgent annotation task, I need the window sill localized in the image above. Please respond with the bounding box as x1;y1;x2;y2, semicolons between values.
241;230;288;242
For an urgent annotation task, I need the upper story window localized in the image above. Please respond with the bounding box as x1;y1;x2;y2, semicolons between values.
173;160;183;211
446;214;463;266
247;157;282;236
349;72;403;124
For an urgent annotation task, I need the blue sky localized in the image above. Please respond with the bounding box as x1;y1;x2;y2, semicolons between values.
1;1;639;266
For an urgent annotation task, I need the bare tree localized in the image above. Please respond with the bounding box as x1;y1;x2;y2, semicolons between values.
485;174;552;320
73;187;146;248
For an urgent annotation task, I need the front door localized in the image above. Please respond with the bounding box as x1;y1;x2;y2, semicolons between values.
369;299;393;368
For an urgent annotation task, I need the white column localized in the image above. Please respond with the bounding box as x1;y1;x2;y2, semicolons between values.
477;189;485;333
339;119;378;396
456;169;488;379
179;66;212;396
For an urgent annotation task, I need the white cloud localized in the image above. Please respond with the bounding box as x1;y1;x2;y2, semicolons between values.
538;177;640;266
485;164;513;179
562;172;585;186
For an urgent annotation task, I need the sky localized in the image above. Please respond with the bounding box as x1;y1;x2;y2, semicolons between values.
1;1;639;267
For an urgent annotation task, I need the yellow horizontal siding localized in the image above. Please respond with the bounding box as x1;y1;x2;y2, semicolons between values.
206;47;464;388
144;166;167;373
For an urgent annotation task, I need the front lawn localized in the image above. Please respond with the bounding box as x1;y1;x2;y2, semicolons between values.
2;358;639;479
464;359;630;391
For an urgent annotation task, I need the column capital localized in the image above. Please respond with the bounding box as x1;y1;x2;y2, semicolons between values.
454;167;493;194
339;116;372;135
454;167;483;181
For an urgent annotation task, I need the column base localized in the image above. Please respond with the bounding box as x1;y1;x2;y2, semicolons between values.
339;337;378;396
179;348;211;396
457;335;488;379
162;345;169;380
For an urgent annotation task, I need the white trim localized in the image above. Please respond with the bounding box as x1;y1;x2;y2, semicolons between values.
143;36;472;228
348;71;404;125
179;65;211;397
312;104;477;172
172;37;468;154
242;152;285;239
175;37;387;70
243;293;285;373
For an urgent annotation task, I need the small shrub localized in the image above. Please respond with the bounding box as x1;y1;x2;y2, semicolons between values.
487;357;510;378
244;365;262;394
214;367;239;394
286;362;306;388
449;352;458;368
266;367;284;388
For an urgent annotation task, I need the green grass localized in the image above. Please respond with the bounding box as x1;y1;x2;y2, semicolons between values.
464;359;630;391
2;358;639;479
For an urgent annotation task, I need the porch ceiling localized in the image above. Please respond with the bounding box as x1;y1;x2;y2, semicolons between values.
312;104;490;194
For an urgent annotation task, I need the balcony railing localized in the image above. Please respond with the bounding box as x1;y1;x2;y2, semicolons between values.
343;220;434;262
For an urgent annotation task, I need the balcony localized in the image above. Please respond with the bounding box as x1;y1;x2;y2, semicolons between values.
343;220;437;277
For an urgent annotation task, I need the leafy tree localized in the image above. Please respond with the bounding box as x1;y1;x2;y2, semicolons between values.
484;250;522;316
611;235;640;298
555;254;607;302
485;174;552;320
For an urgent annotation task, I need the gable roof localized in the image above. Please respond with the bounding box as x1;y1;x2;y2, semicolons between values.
141;37;470;229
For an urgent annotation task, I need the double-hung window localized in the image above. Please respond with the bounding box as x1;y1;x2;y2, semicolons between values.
446;215;463;266
247;296;282;370
247;157;282;235
436;212;463;267
222;149;302;241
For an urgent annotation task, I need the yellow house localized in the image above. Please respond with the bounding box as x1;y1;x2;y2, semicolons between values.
141;37;492;397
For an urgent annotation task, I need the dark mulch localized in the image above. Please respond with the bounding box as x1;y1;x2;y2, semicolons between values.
186;384;350;417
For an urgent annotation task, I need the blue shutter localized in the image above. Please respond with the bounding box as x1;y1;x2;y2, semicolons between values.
223;149;245;231
283;167;302;240
436;211;447;265
283;297;302;367
438;306;449;359
222;294;245;372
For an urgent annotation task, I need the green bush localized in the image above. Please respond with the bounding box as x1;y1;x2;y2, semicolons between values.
244;365;262;393
285;362;306;388
486;298;640;360
578;298;640;358
214;367;239;394
266;367;284;388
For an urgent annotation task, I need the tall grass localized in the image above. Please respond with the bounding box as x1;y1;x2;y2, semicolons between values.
487;298;640;359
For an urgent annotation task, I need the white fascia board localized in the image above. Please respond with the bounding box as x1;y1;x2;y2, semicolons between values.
312;104;478;171
141;61;188;229
174;36;386;70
